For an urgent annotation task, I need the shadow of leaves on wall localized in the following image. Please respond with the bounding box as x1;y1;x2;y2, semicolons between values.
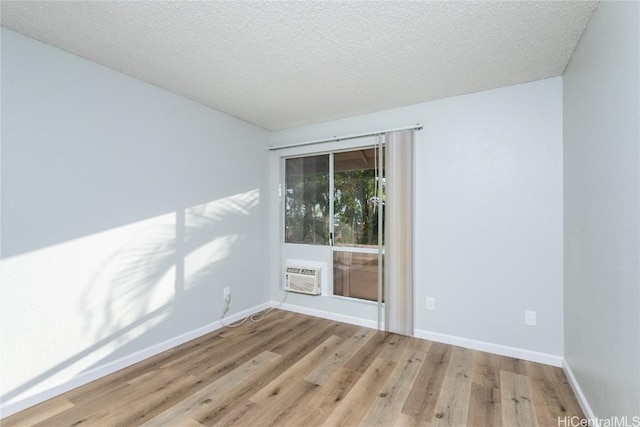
1;189;260;405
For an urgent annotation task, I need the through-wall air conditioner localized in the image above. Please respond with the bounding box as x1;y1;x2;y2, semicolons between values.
285;266;321;295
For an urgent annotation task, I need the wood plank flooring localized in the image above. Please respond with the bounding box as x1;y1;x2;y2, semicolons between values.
3;310;584;427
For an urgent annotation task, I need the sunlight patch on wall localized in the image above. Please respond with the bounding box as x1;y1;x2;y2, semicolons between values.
0;211;176;399
186;189;260;223
0;188;261;406
184;235;238;291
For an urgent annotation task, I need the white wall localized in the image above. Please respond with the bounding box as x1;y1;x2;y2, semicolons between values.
0;29;269;411
563;0;640;420
270;77;564;359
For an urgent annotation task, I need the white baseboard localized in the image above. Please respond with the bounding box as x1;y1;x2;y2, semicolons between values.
273;301;378;329
0;302;272;419
563;358;597;421
273;303;561;367
413;329;564;367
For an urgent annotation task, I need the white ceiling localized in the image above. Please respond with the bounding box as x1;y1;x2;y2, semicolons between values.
1;1;597;131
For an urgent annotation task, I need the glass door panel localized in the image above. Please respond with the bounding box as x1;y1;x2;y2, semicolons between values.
333;149;382;247
332;148;385;303
333;251;384;302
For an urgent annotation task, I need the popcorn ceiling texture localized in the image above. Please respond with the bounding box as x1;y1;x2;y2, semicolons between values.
1;1;597;131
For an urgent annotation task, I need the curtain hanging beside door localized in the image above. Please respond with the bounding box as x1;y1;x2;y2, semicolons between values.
383;130;414;336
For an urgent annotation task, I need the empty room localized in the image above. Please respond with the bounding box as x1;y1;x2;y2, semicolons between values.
1;1;638;426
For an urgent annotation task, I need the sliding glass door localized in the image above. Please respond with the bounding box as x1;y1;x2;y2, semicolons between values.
283;142;386;329
332;148;384;304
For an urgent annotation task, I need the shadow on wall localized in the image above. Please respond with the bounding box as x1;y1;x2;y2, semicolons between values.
0;189;260;406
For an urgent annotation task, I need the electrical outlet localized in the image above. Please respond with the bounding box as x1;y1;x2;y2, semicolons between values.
525;310;536;326
426;296;435;310
223;287;231;301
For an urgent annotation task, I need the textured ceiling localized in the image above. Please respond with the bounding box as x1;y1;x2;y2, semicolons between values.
1;1;597;131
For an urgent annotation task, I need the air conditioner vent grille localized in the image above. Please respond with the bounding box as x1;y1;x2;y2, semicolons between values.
285;266;320;295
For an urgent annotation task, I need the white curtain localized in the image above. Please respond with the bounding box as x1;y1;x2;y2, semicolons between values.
384;130;414;336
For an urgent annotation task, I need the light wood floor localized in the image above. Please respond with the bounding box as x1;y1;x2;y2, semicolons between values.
3;310;584;427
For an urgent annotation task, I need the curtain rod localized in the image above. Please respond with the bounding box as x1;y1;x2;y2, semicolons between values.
268;124;422;151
